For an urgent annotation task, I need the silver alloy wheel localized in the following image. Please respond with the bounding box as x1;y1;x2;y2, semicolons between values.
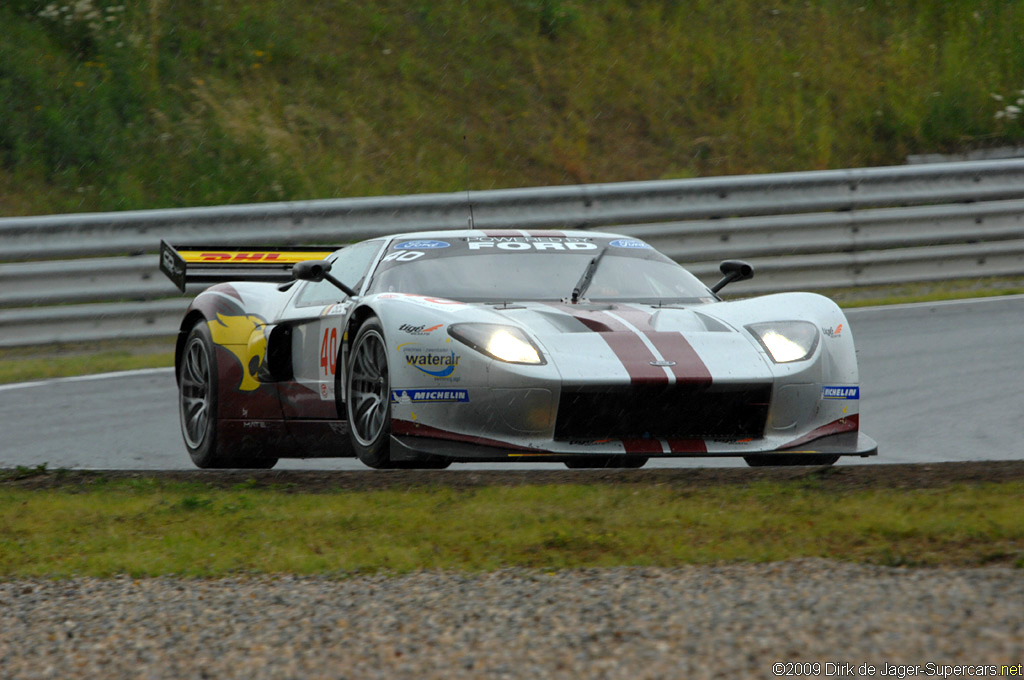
180;335;212;449
349;328;389;446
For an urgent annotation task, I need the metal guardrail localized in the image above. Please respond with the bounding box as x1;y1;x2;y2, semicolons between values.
2;159;1023;348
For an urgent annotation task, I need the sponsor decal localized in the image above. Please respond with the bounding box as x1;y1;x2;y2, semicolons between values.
822;323;844;338
161;249;183;276
649;360;677;367
399;323;444;336
180;250;334;264
390;389;469;403
609;239;652;249
399;344;461;378
321;302;352;317
207;313;266;392
821;385;859;400
394;240;450;250
382;250;426;263
467;238;598;251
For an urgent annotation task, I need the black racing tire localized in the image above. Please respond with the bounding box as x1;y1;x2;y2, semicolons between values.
743;454;839;467
346;318;395;469
178;321;277;469
564;456;648;469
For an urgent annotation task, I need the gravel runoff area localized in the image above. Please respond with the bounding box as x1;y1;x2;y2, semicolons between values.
2;561;1023;680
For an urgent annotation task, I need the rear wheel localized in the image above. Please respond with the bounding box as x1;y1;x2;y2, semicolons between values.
178;321;277;469
743;454;839;467
564;456;648;469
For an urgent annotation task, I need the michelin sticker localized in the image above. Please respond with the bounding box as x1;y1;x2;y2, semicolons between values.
391;389;469;403
821;386;859;400
609;239;652;249
394;240;450;250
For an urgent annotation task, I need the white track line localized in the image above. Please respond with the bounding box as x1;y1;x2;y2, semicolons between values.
844;293;1024;315
0;367;174;392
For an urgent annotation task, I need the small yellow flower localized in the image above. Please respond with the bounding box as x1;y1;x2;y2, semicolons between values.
74;81;85;87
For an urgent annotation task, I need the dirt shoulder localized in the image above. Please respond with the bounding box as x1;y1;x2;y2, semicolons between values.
4;460;1024;494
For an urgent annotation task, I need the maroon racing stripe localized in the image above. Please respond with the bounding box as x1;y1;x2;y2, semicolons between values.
644;332;712;385
551;304;668;384
620;438;664;454
781;414;860;449
607;306;713;385
665;438;708;453
392;419;538;452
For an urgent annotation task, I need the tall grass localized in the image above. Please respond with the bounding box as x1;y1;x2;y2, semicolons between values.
3;0;1024;216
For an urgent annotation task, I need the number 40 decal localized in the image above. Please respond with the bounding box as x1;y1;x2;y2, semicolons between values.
320;327;338;377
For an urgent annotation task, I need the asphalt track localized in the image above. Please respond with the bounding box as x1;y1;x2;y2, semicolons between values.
1;295;1021;471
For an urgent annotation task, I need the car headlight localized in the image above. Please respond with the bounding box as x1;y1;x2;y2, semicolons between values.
746;321;819;363
448;324;545;365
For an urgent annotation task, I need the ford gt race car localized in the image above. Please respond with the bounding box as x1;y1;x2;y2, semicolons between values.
160;230;877;469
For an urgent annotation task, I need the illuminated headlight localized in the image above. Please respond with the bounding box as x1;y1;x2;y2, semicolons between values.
746;321;819;363
448;324;545;365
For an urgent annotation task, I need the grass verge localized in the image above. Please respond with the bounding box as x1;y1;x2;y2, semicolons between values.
1;476;1021;578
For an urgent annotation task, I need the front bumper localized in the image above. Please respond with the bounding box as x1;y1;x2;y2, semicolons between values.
388;419;878;463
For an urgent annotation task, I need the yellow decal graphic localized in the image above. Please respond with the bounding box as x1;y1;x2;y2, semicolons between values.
183;250;334;263
208;313;266;391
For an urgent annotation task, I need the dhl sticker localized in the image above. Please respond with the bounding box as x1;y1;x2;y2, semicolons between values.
182;251;334;264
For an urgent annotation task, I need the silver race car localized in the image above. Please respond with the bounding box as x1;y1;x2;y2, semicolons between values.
160;230;877;469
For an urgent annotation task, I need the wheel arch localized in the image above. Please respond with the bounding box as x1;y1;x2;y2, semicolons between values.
335;303;380;412
175;310;208;385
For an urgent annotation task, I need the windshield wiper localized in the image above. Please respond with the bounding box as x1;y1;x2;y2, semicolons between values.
570;247;608;304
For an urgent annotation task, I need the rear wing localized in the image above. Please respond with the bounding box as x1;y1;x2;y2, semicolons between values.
160;240;343;292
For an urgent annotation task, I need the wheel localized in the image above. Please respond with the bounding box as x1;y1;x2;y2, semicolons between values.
346;318;395;469
178;321;277;469
564;456;648;469
743;454;839;467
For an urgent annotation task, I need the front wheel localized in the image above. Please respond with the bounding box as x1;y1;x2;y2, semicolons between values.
346;318;394;469
743;454;839;467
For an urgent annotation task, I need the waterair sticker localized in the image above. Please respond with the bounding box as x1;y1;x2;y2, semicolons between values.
390;389;469;403
401;347;461;378
394;240;450;250
609;239;652;249
821;386;859;400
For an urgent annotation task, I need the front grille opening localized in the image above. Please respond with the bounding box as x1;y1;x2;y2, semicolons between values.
554;384;771;441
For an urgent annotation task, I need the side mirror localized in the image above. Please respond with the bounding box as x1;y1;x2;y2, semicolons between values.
292;260;331;282
710;260;754;294
291;259;357;298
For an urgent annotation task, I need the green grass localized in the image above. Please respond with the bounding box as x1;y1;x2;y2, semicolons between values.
3;0;1024;216
0;344;174;384
1;479;1022;578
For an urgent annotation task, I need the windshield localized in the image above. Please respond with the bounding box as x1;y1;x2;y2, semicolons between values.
367;235;714;304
